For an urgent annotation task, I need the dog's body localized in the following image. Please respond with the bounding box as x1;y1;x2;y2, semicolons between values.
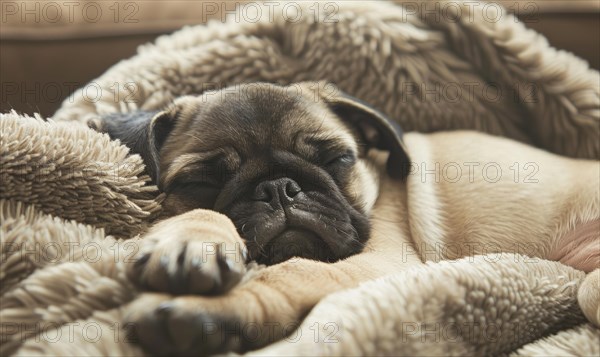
97;83;599;356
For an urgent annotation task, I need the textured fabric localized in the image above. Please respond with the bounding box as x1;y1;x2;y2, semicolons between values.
9;254;596;357
0;112;162;238
511;324;600;356
0;114;158;355
53;1;600;160
247;256;591;356
0;201;138;356
2;0;599;355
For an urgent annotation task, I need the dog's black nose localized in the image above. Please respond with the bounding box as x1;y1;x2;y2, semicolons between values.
253;178;301;204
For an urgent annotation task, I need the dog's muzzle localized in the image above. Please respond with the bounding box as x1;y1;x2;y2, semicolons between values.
230;177;362;265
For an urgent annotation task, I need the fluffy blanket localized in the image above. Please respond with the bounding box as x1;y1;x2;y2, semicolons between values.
2;1;599;356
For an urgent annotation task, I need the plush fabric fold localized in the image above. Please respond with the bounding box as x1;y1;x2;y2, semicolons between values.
246;256;591;356
2;0;599;355
53;1;599;160
0;112;162;238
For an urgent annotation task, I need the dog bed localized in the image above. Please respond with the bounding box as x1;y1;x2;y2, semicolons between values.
2;1;599;355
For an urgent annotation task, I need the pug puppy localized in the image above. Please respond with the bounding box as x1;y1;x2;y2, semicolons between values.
97;81;410;277
96;82;599;356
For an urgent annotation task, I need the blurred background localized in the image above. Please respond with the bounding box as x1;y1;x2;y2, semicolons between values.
1;0;599;117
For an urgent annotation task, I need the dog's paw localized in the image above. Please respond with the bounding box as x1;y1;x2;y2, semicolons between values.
124;294;244;357
127;210;247;295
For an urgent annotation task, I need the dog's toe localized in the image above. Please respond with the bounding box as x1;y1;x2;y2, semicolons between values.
183;241;245;295
125;295;242;356
128;238;246;295
125;295;177;356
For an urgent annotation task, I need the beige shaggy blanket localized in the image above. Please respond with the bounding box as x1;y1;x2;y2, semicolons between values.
2;0;599;356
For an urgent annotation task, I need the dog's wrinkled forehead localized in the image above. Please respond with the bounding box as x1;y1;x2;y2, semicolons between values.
162;84;358;162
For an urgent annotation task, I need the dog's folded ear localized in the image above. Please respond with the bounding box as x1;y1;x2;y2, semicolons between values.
90;110;175;183
324;91;411;180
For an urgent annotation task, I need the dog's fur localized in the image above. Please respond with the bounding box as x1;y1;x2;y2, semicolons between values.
97;82;599;356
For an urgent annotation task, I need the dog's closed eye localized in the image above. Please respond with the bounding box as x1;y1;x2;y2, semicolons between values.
166;180;222;209
323;150;356;167
168;180;223;192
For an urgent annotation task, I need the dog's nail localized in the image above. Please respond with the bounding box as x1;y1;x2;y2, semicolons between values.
191;256;202;268
217;254;232;273
177;245;187;266
160;255;170;268
86;118;99;130
156;302;173;318
135;254;150;267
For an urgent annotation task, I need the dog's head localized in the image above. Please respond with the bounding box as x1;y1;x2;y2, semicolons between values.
98;82;409;264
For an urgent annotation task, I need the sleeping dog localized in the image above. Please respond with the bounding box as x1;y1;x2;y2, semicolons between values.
95;82;599;356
